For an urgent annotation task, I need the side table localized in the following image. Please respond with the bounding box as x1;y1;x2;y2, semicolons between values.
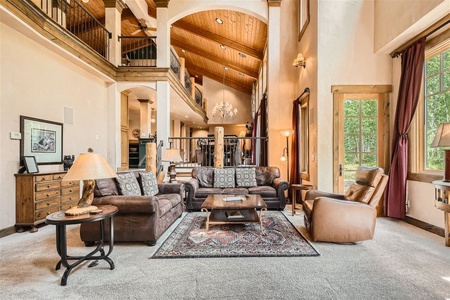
432;180;450;247
290;183;315;216
46;205;118;285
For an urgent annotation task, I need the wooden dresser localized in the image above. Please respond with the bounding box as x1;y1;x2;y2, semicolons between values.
15;172;80;232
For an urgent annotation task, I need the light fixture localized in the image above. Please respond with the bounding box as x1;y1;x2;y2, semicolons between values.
220;44;227;50
280;130;295;182
212;47;238;122
151;108;156;123
215;18;223;24
431;122;450;182
293;53;306;68
81;0;89;3
162;148;183;183
181;49;186;53
239;53;246;58
62;149;117;215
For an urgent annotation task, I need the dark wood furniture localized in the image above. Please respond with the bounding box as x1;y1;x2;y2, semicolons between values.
15;172;80;232
433;180;450;247
201;194;267;235
46;205;118;286
290;183;315;216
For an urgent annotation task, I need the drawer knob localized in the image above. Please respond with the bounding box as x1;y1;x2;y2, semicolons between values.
46;194;50;197
47;212;50;215
47;203;50;206
47;185;51;188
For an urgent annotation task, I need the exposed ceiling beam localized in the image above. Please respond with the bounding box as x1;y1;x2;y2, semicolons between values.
171;39;259;79
185;63;252;95
172;20;264;61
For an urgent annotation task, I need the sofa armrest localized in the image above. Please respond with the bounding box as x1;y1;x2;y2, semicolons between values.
158;183;185;198
272;178;289;209
92;195;157;214
310;197;377;242
304;190;345;201
184;178;199;212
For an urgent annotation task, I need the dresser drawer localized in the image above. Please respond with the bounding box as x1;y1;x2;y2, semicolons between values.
35;206;59;220
61;200;79;211
53;173;66;181
35;175;53;182
61;180;78;187
61;186;80;195
61;194;80;204
35;190;61;201
35;198;60;210
35;181;61;192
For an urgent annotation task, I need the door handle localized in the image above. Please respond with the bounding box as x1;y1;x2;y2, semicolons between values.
339;164;343;176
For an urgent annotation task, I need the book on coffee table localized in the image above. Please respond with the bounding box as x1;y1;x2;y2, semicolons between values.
226;211;244;219
224;195;246;202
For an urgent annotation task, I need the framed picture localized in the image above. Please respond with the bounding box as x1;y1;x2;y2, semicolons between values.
298;0;310;41
23;156;39;173
20;116;63;165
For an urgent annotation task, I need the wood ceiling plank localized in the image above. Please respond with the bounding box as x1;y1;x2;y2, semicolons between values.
172;19;264;60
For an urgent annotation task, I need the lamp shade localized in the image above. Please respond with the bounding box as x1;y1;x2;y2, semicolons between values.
280;129;294;137
162;149;183;162
63;152;117;181
431;123;450;148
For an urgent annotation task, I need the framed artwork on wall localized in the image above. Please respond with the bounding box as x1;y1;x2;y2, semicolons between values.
298;0;310;42
20;116;63;165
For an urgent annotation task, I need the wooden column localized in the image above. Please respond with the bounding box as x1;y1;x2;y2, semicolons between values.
146;142;157;174
214;127;224;169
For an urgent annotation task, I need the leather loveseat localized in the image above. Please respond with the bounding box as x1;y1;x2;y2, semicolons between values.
184;166;289;211
79;170;184;246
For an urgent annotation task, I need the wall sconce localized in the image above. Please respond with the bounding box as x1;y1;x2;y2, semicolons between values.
293;53;306;68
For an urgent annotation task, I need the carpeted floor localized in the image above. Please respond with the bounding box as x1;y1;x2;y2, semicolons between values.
0;206;449;300
153;211;319;258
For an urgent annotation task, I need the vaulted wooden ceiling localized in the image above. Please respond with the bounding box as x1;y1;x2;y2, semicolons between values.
80;0;267;95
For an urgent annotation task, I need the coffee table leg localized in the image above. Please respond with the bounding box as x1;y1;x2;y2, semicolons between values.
201;208;210;236
259;208;267;236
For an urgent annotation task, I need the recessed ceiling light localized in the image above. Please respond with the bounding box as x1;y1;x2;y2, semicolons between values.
215;18;223;24
82;0;89;3
181;49;186;53
239;53;246;58
220;44;226;50
224;67;229;71
194;74;198;78
238;72;244;76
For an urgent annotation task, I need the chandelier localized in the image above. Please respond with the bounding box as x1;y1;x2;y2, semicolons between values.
212;45;238;122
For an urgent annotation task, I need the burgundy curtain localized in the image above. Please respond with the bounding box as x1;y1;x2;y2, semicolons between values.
385;37;426;219
251;113;258;165
260;94;268;166
290;100;301;200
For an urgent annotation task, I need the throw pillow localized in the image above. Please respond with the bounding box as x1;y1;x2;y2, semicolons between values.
139;172;159;196
236;167;257;187
116;172;141;196
213;168;235;188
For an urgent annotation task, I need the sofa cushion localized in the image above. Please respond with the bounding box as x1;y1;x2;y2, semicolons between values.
192;167;214;188
139;171;159;196
344;184;375;203
236;167;257;187
195;187;223;198
213;168;235;188
222;188;249;195
94;177;119;197
157;193;182;216
117;172;141;196
248;186;277;197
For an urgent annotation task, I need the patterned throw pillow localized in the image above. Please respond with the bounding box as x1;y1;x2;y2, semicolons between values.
213;168;235;188
116;172;141;196
236;167;257;187
139;172;159;196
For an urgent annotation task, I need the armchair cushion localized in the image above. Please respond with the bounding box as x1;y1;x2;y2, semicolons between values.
117;172;141;196
355;166;384;187
139;171;159;196
213;168;235;188
344;184;375;203
236;167;257;187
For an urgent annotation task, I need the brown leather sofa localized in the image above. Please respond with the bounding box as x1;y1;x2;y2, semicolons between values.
303;166;388;243
80;171;184;246
184;166;289;211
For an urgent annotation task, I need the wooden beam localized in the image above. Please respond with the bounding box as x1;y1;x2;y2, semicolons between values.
185;62;252;95
172;19;264;60
171;38;259;79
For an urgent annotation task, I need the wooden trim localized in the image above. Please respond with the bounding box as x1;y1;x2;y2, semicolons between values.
390;14;450;57
333;93;342;193
407;172;442;183
0;226;18;238
331;85;392;94
404;216;445;238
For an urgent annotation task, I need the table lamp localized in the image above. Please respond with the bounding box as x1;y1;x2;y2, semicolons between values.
431;123;450;182
63;149;117;215
162;148;183;183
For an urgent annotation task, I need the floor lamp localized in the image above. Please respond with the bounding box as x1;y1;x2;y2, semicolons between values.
280;129;294;182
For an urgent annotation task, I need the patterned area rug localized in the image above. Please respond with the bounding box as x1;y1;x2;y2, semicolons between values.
152;211;320;258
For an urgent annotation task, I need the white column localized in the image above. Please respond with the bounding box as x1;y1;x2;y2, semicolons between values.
156;81;171;150
138;99;151;138
104;0;125;66
156;4;170;68
106;83;121;171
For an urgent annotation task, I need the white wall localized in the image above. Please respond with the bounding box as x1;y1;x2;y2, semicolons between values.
0;24;110;229
316;0;392;191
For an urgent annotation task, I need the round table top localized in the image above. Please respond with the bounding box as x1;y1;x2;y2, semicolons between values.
46;205;118;225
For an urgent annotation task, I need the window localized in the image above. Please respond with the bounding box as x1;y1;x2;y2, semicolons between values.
411;34;450;177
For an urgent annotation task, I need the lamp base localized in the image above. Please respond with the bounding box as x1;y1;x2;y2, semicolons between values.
168;163;177;183
64;205;98;216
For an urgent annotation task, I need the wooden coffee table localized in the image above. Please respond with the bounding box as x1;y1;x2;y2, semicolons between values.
201;194;267;236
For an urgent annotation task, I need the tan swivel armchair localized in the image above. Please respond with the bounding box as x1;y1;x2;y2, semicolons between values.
303;166;388;243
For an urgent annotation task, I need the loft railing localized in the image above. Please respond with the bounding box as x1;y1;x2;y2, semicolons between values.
168;136;267;167
119;36;157;67
170;50;181;76
184;69;191;94
33;0;111;59
194;86;203;107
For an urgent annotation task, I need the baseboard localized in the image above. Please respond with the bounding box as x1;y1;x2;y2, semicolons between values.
404;216;445;237
0;226;17;238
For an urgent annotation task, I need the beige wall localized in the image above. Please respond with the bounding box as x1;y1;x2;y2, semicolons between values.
0;23;111;229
